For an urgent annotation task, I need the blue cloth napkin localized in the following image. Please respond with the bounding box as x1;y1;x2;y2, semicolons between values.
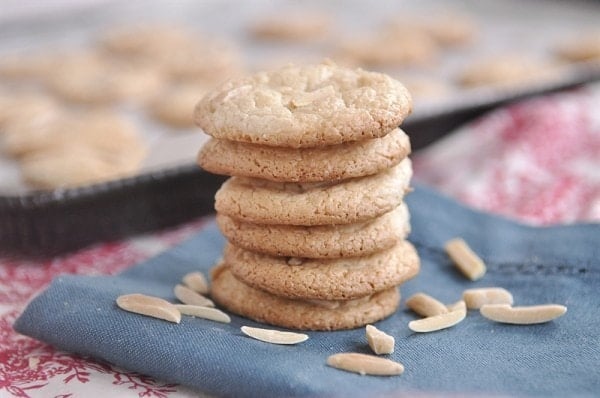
14;185;600;397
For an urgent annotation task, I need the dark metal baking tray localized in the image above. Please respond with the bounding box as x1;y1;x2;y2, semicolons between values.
0;165;226;257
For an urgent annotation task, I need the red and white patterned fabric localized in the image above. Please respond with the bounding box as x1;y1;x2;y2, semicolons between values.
413;83;600;225
2;83;599;397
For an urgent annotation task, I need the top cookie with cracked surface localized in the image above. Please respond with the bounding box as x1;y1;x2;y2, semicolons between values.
194;61;412;148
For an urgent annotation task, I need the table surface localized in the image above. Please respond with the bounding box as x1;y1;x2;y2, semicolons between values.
1;81;598;397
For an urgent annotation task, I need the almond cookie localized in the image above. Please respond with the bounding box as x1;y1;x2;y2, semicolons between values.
217;203;410;258
100;25;241;83
249;12;330;42
225;239;419;300
47;59;164;105
2;110;145;158
0;92;59;129
0;52;61;80
210;264;400;331
195;61;412;148
215;158;412;226
159;40;242;83
199;128;410;182
458;55;562;89
20;144;142;189
99;25;195;59
149;84;211;129
555;33;600;63
419;14;477;47
337;29;438;68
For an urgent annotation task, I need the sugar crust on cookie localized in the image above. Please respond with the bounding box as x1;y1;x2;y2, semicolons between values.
195;61;412;148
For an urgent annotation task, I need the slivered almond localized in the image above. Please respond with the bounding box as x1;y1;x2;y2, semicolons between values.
444;238;486;281
409;307;466;333
463;287;513;309
116;293;181;323
287;257;303;265
365;325;395;355
182;271;209;294
446;300;467;312
291;85;336;107
28;357;40;370
174;284;214;307
327;353;404;376
406;292;448;317
480;304;567;324
174;304;230;323
305;299;340;310
241;326;308;345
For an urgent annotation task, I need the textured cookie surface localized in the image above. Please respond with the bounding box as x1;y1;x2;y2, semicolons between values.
225;239;419;300
150;84;210;129
199;128;410;182
195;61;412;148
0;92;58;128
20;145;142;189
2;110;145;158
48;60;164;104
211;264;400;331
458;55;561;88
215;158;412;226
217;203;410;258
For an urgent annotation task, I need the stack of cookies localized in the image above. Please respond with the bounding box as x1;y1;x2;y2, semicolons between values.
196;61;419;330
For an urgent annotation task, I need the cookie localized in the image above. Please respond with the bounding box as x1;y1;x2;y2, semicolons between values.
149;84;211;129
386;14;476;48
0;92;59;129
199;128;410;182
99;25;195;59
2;110;145;158
215;158;412;226
48;58;164;105
210;264;400;331
101;25;241;83
396;76;452;103
420;14;477;47
20;144;142;189
249;12;330;42
337;29;438;68
225;239;419;301
217;202;410;258
159;40;242;82
458;55;562;88
555;34;600;63
195;61;412;148
0;52;61;80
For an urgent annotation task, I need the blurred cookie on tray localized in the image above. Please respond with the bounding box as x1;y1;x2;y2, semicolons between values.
394;74;454;104
0;91;59;129
0;52;64;81
46;53;166;105
20;144;141;190
457;54;565;89
336;27;439;68
149;83;212;129
554;32;600;64
387;12;478;49
1;108;146;189
99;25;243;84
249;11;331;42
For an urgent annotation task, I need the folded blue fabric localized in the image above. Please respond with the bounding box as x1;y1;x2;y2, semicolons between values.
14;185;600;397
